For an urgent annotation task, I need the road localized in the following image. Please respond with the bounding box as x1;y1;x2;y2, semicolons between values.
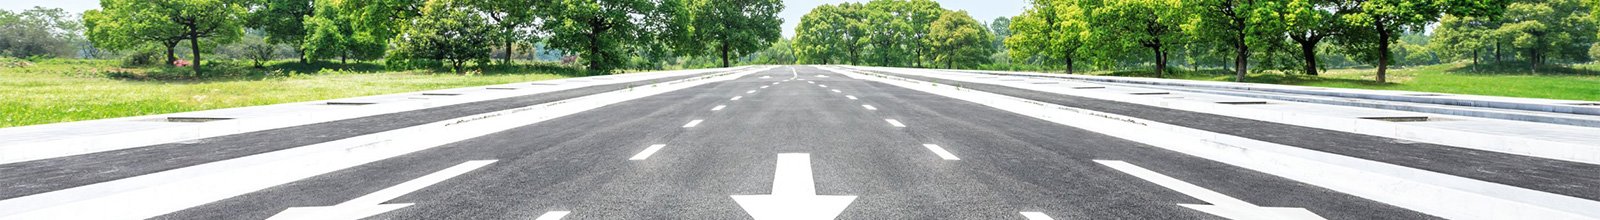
7;66;1439;219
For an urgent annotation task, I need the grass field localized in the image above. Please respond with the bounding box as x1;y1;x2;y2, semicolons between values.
1085;62;1600;101
1;59;578;128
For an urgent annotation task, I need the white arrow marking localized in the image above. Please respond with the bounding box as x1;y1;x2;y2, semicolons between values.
268;160;497;220
732;96;743;100
683;120;704;128
534;211;571;220
1020;212;1054;220
846;95;858;100
862;105;876;110
712;105;726;111
921;144;960;160
1094;160;1325;220
732;153;856;220
885;119;906;127
629;144;668;160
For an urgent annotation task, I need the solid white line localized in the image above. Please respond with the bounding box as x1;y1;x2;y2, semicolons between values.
629;144;668;160
831;89;841;93
683;120;704;128
534;211;571;220
862;105;877;110
1093;160;1253;207
921;144;960;160
712;105;726;111
885;119;906;127
1020;212;1054;220
345;160;497;205
846;95;858;100
731;96;743;100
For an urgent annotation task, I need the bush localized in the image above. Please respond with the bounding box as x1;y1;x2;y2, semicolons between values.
122;49;162;67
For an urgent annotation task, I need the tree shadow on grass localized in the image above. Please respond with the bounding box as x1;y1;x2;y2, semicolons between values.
1447;62;1600;76
102;60;589;83
1095;68;1394;87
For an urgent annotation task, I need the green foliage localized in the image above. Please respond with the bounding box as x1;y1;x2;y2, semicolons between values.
0;7;84;59
681;0;784;67
1084;0;1191;77
541;0;654;74
244;0;312;57
928;10;994;69
86;0;247;74
1005;0;1089;73
392;0;495;73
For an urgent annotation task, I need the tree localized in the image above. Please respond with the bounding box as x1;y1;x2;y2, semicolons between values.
469;0;541;64
1279;0;1358;75
394;0;494;73
900;0;945;67
864;0;911;66
542;0;655;74
794;5;844;64
1;7;83;58
928;10;994;69
1495;0;1595;72
682;0;784;67
990;16;1011;52
1190;0;1285;81
86;0;245;74
1430;14;1496;70
302;0;406;64
245;0;313;63
1340;0;1503;82
245;42;275;68
1007;0;1088;74
1088;0;1189;77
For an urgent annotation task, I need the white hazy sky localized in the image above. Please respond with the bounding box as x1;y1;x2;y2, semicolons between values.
3;0;1027;38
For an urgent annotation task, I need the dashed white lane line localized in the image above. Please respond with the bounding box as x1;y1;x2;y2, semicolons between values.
846;95;858;100
831;89;842;93
712;105;726;111
746;90;756;94
1020;212;1054;220
885;119;906;127
761;86;769;89
807;81;815;84
819;85;828;88
921;144;960;160
629;144;668;160
862;105;877;110
683;120;704;128
535;211;571;220
772;82;780;85
731;96;743;100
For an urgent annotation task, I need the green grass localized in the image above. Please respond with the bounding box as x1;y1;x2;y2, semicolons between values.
0;59;581;128
1080;62;1600;101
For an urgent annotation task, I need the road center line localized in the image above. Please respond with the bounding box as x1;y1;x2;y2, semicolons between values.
629;144;669;160
1020;212;1054;220
885;119;906;127
712;105;726;111
862;105;877;110
683;120;704;128
731;96;743;100
534;211;571;220
921;144;960;160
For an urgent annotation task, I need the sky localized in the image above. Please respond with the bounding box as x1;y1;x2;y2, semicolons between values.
3;0;1028;38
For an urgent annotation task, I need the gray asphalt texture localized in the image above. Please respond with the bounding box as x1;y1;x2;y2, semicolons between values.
0;70;729;200
155;66;1430;219
865;68;1600;201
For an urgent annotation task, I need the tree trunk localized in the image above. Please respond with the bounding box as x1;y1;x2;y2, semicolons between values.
1152;46;1166;78
504;40;514;65
1375;23;1390;83
1234;39;1248;82
1065;57;1075;75
165;40;179;65
1471;49;1478;72
1299;40;1319;76
720;42;731;68
189;38;201;76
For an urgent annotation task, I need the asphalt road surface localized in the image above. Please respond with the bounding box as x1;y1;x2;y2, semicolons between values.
19;66;1441;219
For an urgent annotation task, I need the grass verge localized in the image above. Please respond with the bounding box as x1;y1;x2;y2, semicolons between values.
1;59;578;128
1077;62;1600;101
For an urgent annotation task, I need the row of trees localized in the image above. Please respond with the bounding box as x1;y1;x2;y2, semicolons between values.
791;0;997;69
1432;0;1597;73
81;0;783;74
1001;0;1515;83
0;7;87;59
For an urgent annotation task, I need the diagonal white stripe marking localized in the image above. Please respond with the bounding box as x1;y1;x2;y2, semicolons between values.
629;144;668;160
1020;212;1054;220
885;119;906;127
534;211;571;220
921;144;960;160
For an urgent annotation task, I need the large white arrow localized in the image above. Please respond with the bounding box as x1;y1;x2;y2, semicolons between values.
731;153;857;220
1094;160;1324;220
267;160;497;220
